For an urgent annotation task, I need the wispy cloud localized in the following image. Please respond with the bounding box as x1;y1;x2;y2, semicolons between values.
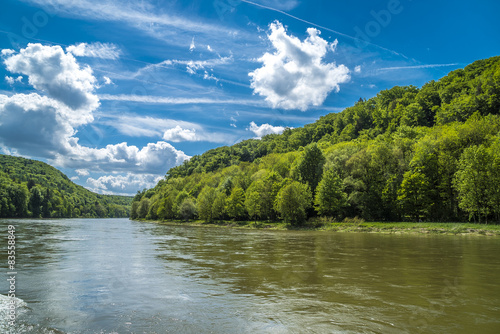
98;94;264;106
376;63;460;72
240;0;407;58
136;56;233;76
66;42;122;60
25;0;236;37
97;114;239;144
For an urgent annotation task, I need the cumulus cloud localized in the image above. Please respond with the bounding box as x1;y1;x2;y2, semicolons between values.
1;49;15;56
354;65;361;73
163;126;197;142
54;140;190;175
249;21;350;111
0;43;191;194
0;44;98;157
5;76;23;85
66;42;122;60
4;43;99;113
0;93;78;157
75;168;89;176
248;121;287;138
87;173;163;195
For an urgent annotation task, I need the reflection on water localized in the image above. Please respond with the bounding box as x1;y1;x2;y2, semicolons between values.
1;218;500;333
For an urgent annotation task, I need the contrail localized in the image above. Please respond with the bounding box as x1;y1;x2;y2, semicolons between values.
377;63;460;71
240;0;408;58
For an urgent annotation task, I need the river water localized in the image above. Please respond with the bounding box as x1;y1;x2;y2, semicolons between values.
1;218;499;333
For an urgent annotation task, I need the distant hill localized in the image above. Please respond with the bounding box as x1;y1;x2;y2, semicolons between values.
131;55;500;224
0;154;132;218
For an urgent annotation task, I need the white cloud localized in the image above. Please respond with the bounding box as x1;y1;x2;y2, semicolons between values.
189;37;196;52
0;93;80;157
5;76;23;85
1;49;15;56
98;94;262;106
251;0;300;11
103;76;113;85
99;115;201;138
354;65;361;73
134;55;232;78
375;63;459;72
248;121;287;138
27;0;232;36
0;43;192;194
76;168;89;176
98;114;236;144
66;42;122;60
54;141;190;175
4;43;99;114
203;71;219;82
163;126;197;142
249;21;350;111
87;173;163;196
207;45;213;52
70;176;79;181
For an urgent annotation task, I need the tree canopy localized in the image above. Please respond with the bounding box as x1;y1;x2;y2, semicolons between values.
130;56;500;224
0;155;132;218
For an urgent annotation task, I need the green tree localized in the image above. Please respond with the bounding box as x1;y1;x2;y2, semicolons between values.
138;198;150;218
9;184;29;217
226;186;246;219
29;185;44;218
245;186;262;222
454;145;493;223
130;201;140;219
488;140;500;221
179;198;197;221
314;168;347;217
296;143;325;193
275;181;312;225
197;186;217;222
212;191;227;220
157;195;175;220
398;170;431;221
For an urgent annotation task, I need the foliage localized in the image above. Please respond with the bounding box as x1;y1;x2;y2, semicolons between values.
314;168;347;217
454;145;498;223
274;181;312;225
131;56;500;224
179;198;197;221
0;155;131;218
226;187;246;220
296;143;325;193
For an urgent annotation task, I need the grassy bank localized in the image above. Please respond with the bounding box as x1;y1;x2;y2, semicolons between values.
141;219;500;236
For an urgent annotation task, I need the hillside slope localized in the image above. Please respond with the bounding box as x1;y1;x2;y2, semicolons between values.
0;155;131;218
132;56;500;224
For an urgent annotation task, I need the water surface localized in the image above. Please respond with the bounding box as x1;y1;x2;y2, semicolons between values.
1;218;500;333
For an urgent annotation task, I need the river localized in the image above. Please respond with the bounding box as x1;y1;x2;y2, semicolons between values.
1;218;499;333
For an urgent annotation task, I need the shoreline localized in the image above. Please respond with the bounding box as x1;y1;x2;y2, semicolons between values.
138;219;500;236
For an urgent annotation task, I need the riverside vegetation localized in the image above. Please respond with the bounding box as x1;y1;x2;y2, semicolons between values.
131;56;500;228
0;155;132;218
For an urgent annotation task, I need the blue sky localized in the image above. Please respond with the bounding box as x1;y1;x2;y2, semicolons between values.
0;0;498;195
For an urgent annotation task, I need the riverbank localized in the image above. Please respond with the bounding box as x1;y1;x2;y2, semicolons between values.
140;219;500;236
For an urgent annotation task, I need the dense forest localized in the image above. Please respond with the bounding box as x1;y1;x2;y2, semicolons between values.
134;55;500;224
0;155;132;218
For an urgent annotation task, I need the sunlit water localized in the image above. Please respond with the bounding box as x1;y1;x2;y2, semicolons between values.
1;218;500;333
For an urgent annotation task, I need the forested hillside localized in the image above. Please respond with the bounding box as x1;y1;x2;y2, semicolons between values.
132;56;500;224
0;155;132;218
